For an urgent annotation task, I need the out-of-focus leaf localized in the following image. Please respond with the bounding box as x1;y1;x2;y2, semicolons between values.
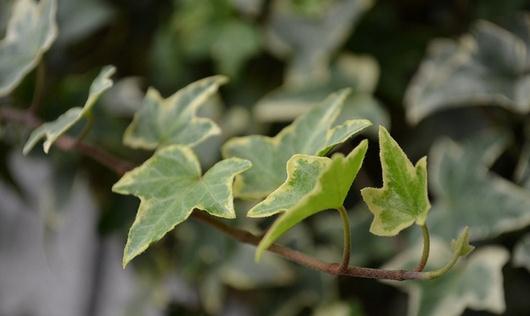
515;137;530;188
0;0;57;96
123;76;226;150
199;272;225;315
219;244;295;289
173;0;261;78
254;54;388;131
428;131;530;241
266;0;373;86
0;0;14;34
255;141;367;260
361;126;430;236
101;77;144;116
313;301;365;316
211;19;261;77
384;239;509;316
223;89;371;199
405;16;530;123
513;233;530;272
382;239;509;316
22;66;115;154
112;145;251;266
56;0;114;45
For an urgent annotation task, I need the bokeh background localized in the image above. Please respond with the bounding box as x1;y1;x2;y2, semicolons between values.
1;0;530;315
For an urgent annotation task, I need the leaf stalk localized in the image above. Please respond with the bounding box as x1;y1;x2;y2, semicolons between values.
337;205;351;271
415;224;430;272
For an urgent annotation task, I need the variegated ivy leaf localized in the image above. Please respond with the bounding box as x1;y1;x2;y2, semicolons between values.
428;131;530;242
405;15;530;123
514;233;530;272
123;76;226;150
361;126;430;236
23;65;115;154
0;0;58;96
223;89;371;200
382;239;508;316
112;145;251;267
255;140;368;260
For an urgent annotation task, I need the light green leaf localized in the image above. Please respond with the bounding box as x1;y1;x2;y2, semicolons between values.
361;126;430;236
428;131;530;241
514;233;530;272
123;76;226;150
0;0;57;96
23;65;115;154
112;145;251;267
223;89;371;199
382;240;508;316
255;141;368;260
405;16;530;123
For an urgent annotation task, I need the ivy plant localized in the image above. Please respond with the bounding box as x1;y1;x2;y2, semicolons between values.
18;68;473;280
8;1;530;314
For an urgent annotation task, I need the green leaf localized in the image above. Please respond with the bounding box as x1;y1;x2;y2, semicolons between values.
23;65;115;154
223;89;371;199
123;76;226;150
405;16;530;123
255;140;368;260
428;131;530;241
112;145;251;267
361;126;430;236
382;240;508;316
0;0;58;96
514;233;530;272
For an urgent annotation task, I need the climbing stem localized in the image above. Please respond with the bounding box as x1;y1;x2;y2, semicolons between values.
337;205;351;271
415;224;430;272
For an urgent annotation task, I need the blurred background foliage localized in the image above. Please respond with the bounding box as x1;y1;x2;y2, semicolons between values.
1;0;530;315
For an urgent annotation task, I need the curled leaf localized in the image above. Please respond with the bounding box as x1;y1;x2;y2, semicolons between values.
255;141;368;261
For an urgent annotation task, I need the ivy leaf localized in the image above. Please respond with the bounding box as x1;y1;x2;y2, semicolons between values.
361;126;430;236
514;233;530;272
428;131;530;241
405;16;530;123
112;145;251;267
382;240;508;316
123;76;226;150
23;65;115;154
0;0;58;96
255;141;368;260
223;89;371;199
